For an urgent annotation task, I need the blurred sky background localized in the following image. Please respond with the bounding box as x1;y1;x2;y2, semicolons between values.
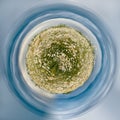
0;0;120;120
